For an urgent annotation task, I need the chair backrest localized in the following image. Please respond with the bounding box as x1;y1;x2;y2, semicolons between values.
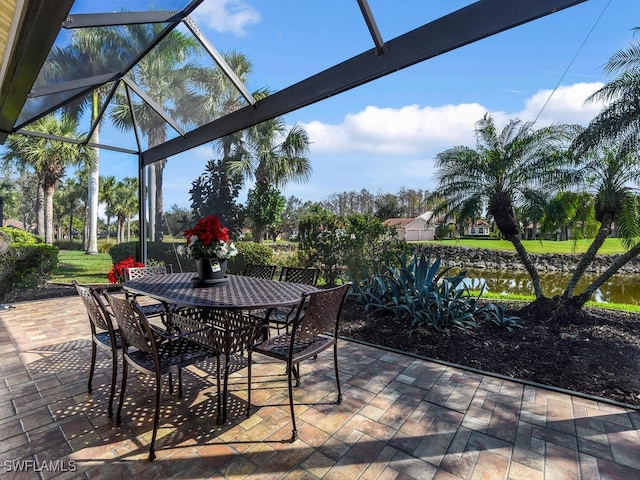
243;263;277;280
209;309;262;356
290;283;351;341
279;266;319;286
73;280;114;334
104;293;155;354
123;264;173;282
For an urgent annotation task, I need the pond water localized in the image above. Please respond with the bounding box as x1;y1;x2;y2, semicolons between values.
454;268;640;305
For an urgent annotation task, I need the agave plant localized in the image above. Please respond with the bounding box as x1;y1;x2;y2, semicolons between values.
350;252;519;332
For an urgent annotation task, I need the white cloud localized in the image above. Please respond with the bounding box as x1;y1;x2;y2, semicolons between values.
302;103;485;156
517;82;605;125
302;82;607;160
193;0;261;36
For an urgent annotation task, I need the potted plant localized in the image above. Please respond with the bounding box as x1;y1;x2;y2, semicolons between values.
178;215;238;282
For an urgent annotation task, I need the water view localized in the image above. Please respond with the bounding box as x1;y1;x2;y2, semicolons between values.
456;269;640;305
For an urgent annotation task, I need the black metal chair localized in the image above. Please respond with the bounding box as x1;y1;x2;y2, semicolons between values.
172;308;264;424
249;283;351;442
262;267;320;336
73;281;120;417
122;264;181;324
104;293;212;461
242;263;277;280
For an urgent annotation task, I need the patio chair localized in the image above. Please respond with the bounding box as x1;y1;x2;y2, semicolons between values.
242;263;277;280
261;266;320;336
73;281;120;417
104;293;212;461
249;283;351;442
122;264;181;324
172;308;264;424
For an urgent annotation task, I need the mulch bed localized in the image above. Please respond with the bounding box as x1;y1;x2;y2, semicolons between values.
338;298;640;407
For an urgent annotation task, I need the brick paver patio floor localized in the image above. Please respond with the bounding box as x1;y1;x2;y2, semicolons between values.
1;295;639;479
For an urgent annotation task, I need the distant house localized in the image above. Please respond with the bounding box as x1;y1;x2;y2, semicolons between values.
2;219;26;230
384;211;436;241
464;219;490;237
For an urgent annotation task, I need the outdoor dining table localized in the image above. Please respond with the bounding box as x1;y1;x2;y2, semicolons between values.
123;271;318;311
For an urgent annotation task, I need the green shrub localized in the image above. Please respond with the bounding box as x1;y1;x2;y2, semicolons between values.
108;241;196;272
227;241;274;274
54;239;84;250
350;252;510;332
0;228;58;301
1;227;42;246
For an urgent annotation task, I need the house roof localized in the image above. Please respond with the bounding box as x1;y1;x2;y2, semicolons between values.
383;218;414;228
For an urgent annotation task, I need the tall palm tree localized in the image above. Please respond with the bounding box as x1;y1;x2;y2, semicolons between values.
99;175;117;242
575;28;640;155
563;147;640;304
228;117;311;242
568;32;640;306
46;26;127;254
113;177;139;243
1;116;94;243
111;25;200;242
429;113;573;298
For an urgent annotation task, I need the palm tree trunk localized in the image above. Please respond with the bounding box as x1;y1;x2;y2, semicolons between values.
44;182;55;244
86;97;100;254
148;165;156;242
574;243;640;307
507;233;544;298
563;214;612;298
36;177;45;237
154;160;166;242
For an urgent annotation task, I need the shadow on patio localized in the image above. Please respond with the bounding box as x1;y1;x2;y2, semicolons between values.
1;295;639;479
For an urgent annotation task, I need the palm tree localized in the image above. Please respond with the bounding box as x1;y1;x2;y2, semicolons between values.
46;26;127;254
113;177;139;243
563;147;640;304
1;116;94;243
574;28;640;155
99;175;117;242
429;113;573;298
228;118;311;242
568;33;640;306
110;25;199;242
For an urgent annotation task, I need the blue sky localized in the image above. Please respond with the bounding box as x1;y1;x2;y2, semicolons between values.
51;1;640;209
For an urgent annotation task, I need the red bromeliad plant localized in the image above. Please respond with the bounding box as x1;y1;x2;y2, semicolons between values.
179;215;238;260
107;256;144;284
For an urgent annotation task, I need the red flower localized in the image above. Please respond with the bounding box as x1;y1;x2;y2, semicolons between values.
107;257;144;284
183;215;229;246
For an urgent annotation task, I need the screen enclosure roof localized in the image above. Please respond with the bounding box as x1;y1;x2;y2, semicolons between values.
0;0;586;167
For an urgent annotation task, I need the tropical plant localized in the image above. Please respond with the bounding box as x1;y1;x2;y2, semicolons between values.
112;178;138;243
44;25;129;254
246;183;286;242
482;303;522;331
99;175;117;242
1;116;94;244
350;252;504;332
561;147;640;305
429;112;574;298
110;25;200;242
228;117;311;242
189;158;245;237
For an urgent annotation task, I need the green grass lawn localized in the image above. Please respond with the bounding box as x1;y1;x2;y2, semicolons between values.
422;237;627;255
52;250;114;284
